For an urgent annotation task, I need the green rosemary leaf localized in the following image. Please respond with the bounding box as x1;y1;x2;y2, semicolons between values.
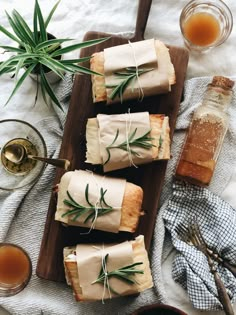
85;184;94;207
61;208;80;217
111;129;120;146
98;254;108;279
92;253;143;295
104;128;155;165
128;128;137;142
119;263;144;272
106;67;154;103
104;148;111;166
64;191;83;208
62;185;113;225
73;209;91;222
100;188;111;208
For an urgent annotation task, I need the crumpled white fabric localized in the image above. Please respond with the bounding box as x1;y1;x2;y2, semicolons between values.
0;1;236;315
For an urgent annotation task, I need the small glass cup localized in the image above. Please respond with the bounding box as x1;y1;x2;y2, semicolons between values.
0;243;32;297
180;0;233;52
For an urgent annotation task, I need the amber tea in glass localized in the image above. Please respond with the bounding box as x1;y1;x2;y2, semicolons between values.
0;243;32;296
180;0;233;52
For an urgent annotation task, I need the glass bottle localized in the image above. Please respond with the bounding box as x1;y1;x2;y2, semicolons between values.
175;76;234;186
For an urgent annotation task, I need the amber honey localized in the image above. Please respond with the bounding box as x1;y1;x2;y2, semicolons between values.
175;117;221;185
176;76;234;186
0;244;31;295
183;12;221;46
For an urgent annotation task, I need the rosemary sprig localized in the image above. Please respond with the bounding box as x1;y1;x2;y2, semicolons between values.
106;66;154;103
92;253;143;296
62;184;113;223
104;128;155;165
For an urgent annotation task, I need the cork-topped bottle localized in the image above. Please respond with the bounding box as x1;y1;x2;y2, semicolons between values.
175;76;234;186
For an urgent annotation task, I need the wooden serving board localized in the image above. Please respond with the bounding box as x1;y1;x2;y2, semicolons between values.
36;0;189;282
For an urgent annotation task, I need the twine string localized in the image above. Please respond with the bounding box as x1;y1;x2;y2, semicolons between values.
93;245;112;303
128;40;144;101
80;170;121;234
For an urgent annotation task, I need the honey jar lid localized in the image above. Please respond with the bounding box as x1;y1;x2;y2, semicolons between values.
212;76;235;89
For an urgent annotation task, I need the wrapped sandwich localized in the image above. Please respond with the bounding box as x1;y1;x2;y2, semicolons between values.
90;38;175;104
64;235;153;301
55;170;143;233
86;111;170;172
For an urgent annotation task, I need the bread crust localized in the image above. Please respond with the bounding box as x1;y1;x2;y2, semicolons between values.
90;39;175;103
85;114;171;166
56;171;143;233
63;235;153;301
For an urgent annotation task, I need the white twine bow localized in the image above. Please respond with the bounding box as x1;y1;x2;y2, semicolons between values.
80;170;121;234
93;245;112;303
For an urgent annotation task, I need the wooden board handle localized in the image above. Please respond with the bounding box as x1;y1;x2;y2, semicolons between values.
134;0;153;40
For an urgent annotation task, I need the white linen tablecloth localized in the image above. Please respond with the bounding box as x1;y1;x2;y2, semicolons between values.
0;1;236;314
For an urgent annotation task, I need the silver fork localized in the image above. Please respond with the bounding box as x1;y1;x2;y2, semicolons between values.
176;222;234;315
176;224;236;277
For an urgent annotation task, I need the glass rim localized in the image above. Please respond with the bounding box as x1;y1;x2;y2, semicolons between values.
0;118;47;191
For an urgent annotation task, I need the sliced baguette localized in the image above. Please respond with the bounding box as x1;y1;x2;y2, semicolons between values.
86;114;170;166
55;171;143;233
64;235;153;301
90;39;175;103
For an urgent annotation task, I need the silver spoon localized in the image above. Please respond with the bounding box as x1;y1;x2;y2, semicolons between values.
3;143;70;170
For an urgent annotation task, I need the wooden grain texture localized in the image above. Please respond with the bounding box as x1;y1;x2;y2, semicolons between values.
36;0;189;282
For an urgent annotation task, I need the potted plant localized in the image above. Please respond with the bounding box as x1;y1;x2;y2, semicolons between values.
0;0;108;110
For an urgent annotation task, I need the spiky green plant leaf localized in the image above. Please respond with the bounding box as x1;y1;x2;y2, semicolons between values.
40;67;63;110
0;1;110;109
5;63;36;105
44;0;61;29
12;10;35;46
0;25;22;44
51;37;110;57
35;0;47;42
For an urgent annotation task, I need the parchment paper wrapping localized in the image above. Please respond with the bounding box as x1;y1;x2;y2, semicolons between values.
104;39;169;103
97;112;153;172
63;170;126;233
76;241;139;300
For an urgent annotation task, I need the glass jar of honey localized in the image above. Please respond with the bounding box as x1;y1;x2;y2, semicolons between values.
175;76;234;186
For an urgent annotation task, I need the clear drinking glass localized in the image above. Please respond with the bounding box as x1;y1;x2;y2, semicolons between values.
0;119;47;191
180;0;233;52
0;243;32;297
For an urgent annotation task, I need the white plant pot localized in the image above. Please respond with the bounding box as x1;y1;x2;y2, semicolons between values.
28;32;63;85
29;70;62;85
